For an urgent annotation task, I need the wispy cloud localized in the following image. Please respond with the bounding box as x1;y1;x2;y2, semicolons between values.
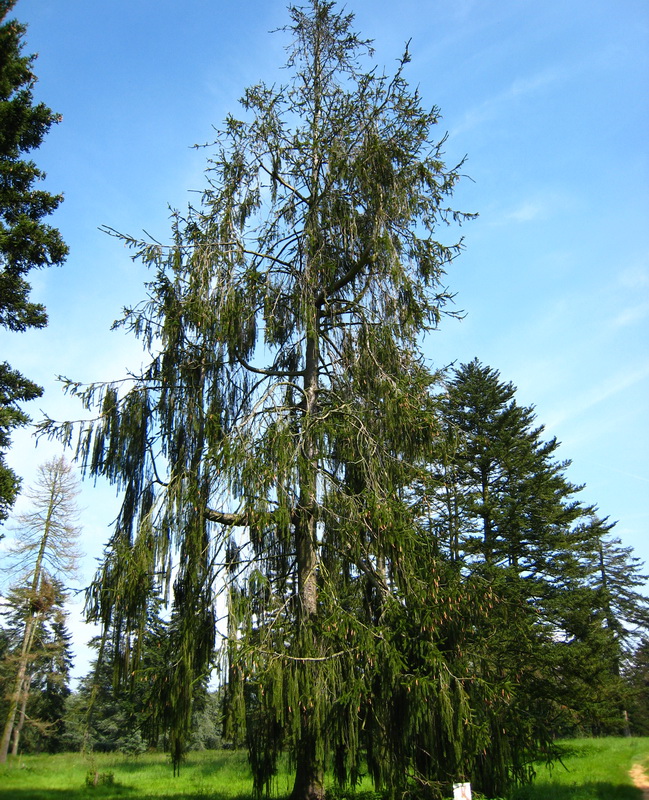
619;262;649;290
508;68;564;98
451;66;566;137
546;361;649;430
489;189;574;226
504;199;548;223
610;302;649;329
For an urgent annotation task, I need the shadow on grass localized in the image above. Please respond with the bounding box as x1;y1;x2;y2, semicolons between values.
111;750;251;777
511;781;643;800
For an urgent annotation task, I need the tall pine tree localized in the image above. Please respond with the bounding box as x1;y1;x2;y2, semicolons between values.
42;3;474;797
0;456;81;762
425;360;647;764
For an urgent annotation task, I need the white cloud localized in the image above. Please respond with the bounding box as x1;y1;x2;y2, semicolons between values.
610;302;649;329
504;199;548;223
619;263;649;290
508;68;563;98
488;189;574;226
545;361;649;430
451;66;566;137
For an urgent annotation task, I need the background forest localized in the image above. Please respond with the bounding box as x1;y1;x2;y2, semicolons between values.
0;1;647;799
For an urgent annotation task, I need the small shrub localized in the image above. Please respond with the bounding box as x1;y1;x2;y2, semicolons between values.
85;769;115;787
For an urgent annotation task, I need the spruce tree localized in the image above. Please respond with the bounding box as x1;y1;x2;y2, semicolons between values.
625;638;649;735
426;360;605;789
64;610;175;757
565;519;649;734
434;359;587;577
0;1;68;523
41;2;472;796
426;360;649;762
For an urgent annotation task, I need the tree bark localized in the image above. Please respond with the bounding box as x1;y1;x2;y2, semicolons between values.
290;723;325;800
0;617;36;762
11;672;31;757
290;298;324;800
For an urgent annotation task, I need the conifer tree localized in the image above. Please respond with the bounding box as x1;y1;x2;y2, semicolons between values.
625;638;649;735
581;522;649;651
434;359;588;578
427;360;649;756
41;3;472;796
564;519;649;734
0;1;68;523
64;611;172;757
0;578;73;754
0;455;81;762
423;360;602;788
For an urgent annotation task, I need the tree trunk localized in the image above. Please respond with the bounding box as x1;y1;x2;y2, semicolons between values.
291;515;323;800
0;670;24;762
0;616;37;763
10;673;31;757
290;723;325;800
290;306;324;800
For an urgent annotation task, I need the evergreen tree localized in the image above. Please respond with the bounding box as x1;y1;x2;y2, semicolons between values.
427;360;648;753
63;643;145;755
581;523;649;653
64;605;217;756
42;2;474;797
423;361;590;781
0;1;68;523
624;638;649;735
564;519;649;735
433;359;587;578
0;578;73;754
0;455;81;761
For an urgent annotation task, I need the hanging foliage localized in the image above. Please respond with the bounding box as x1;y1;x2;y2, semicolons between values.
39;2;482;797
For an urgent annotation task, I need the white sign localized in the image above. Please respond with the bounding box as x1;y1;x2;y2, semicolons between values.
453;782;472;800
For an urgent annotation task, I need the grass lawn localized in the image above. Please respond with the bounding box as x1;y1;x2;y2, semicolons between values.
0;749;274;800
0;738;646;799
510;737;649;800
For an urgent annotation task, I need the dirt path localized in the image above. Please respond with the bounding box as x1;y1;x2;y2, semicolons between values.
630;763;649;799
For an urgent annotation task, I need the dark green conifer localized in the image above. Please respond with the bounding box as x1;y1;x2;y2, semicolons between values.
428;360;648;764
0;578;73;754
0;0;67;522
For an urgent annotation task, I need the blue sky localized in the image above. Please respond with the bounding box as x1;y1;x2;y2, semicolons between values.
2;0;648;680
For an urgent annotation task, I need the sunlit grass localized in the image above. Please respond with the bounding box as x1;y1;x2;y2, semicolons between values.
0;749;270;800
509;737;649;800
0;738;647;799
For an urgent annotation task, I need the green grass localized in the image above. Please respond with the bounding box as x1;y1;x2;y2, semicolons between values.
509;737;649;800
0;738;646;800
0;749;273;800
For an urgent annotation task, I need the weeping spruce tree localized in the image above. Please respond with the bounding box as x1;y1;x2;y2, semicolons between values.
42;3;481;797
